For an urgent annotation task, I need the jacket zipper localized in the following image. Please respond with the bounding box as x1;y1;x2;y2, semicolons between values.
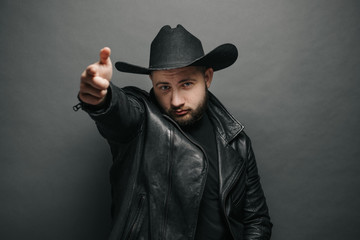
162;115;209;240
161;126;174;239
220;161;245;239
73;102;82;111
124;194;146;240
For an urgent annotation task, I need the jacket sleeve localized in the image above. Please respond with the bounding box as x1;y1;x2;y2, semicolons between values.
242;134;272;239
82;82;145;143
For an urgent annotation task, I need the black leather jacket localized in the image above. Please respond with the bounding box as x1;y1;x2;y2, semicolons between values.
84;83;272;240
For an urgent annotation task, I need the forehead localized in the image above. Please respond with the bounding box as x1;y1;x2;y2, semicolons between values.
151;66;201;82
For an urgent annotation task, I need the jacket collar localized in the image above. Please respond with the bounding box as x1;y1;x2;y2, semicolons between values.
149;88;244;144
207;91;244;145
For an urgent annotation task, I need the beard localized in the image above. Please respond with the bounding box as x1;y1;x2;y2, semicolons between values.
166;89;209;128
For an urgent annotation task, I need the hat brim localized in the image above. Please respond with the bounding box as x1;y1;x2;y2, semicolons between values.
115;43;238;75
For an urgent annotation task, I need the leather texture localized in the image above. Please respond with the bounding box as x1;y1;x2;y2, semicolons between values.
84;83;272;240
115;24;238;74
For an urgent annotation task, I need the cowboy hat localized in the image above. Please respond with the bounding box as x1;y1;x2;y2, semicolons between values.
115;24;238;75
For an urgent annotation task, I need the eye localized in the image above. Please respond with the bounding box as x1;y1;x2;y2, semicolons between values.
182;82;193;88
159;85;170;91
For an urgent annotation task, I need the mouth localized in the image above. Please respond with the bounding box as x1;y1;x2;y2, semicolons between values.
172;109;189;117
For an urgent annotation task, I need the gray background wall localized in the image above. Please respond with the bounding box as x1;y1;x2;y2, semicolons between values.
1;0;359;239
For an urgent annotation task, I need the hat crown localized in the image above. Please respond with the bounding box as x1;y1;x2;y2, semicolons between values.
114;24;238;75
149;24;205;69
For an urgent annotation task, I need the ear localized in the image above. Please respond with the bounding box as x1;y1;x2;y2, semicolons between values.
149;74;156;88
204;68;214;88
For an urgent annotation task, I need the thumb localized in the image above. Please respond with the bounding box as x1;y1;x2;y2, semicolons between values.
99;47;111;65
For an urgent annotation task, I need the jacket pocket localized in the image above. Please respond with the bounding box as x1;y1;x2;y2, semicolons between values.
230;171;246;207
123;194;146;240
228;175;246;221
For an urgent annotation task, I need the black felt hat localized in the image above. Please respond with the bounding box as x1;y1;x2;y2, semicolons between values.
115;24;238;75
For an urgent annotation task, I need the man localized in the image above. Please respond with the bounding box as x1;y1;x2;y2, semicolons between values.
75;25;272;239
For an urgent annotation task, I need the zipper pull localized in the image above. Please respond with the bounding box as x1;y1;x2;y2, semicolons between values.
73;102;82;112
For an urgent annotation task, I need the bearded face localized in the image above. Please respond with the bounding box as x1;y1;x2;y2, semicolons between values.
150;66;213;128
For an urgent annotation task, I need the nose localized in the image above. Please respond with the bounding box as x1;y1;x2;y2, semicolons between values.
170;90;185;108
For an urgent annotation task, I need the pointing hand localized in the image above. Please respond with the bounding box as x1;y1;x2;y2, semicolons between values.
79;47;113;106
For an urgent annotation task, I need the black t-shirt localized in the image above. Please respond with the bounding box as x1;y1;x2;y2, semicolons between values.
185;112;231;240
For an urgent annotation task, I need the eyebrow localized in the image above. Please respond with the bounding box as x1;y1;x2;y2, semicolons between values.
178;78;196;84
155;82;170;87
155;78;196;87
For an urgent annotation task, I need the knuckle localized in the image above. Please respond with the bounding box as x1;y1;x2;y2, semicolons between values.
78;92;87;102
86;65;96;75
100;89;108;97
81;70;86;79
93;77;108;90
79;82;86;89
86;64;94;71
80;82;91;93
103;81;110;89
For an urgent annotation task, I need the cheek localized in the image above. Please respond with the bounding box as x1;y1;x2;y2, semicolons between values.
155;92;170;110
190;87;206;106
